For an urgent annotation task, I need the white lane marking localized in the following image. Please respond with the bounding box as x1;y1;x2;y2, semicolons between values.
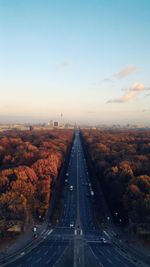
89;247;98;260
103;230;110;238
111;230;116;235
41;229;46;235
113;247;135;265
47;229;53;235
90;247;104;267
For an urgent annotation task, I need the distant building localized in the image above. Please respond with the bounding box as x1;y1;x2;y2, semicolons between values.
53;121;59;127
48;120;53;127
29;125;34;131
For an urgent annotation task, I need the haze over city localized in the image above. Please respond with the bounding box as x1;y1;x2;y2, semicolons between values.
0;0;150;125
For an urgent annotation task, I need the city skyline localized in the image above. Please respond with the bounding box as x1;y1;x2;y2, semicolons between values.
0;0;150;124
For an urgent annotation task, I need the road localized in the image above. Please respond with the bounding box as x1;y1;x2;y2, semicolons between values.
4;131;140;267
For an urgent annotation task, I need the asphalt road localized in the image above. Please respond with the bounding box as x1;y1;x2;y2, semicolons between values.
5;131;139;267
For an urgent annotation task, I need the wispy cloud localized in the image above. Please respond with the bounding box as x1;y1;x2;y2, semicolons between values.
56;60;72;69
107;82;145;104
145;93;150;97
141;109;148;112
102;78;114;83
115;66;137;79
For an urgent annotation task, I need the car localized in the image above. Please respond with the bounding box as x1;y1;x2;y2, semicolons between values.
90;190;94;197
66;173;69;176
65;179;68;183
34;233;38;238
70;222;74;228
100;237;111;244
69;185;73;191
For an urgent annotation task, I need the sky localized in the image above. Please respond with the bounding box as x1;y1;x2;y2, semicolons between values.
0;0;150;125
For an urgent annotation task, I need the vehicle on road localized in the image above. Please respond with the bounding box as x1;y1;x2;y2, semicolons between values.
70;222;74;228
69;185;74;191
90;190;94;196
99;237;111;244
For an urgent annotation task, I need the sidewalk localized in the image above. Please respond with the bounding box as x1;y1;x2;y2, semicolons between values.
0;221;48;264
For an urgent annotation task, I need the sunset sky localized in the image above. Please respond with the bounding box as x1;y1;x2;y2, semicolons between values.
0;0;150;124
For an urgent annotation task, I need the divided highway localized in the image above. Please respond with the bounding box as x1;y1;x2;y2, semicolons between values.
4;131;140;267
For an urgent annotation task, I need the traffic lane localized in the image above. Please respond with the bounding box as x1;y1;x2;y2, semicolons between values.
80;178;102;231
58;189;76;227
58;150;77;227
59;144;78;227
78;187;96;233
77;138;104;236
84;243;101;267
78;170;100;233
89;242;137;267
7;239;69;267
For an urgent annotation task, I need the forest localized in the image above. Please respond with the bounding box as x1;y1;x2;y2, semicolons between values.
0;129;73;237
82;129;150;238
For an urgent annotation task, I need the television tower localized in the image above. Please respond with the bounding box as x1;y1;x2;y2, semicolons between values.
61;112;63;120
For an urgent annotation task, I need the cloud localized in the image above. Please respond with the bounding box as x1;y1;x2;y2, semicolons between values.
106;98;124;104
115;66;137;79
107;82;145;104
102;78;114;83
129;86;150;92
145;93;150;97
56;60;72;69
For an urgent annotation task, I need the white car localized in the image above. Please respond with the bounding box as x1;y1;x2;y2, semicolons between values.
69;185;73;191
70;222;74;228
100;237;111;244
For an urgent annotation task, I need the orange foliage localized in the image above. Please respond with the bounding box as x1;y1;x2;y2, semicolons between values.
0;129;73;234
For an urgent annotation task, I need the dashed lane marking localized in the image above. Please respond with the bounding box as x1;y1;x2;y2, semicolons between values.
47;229;53;235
